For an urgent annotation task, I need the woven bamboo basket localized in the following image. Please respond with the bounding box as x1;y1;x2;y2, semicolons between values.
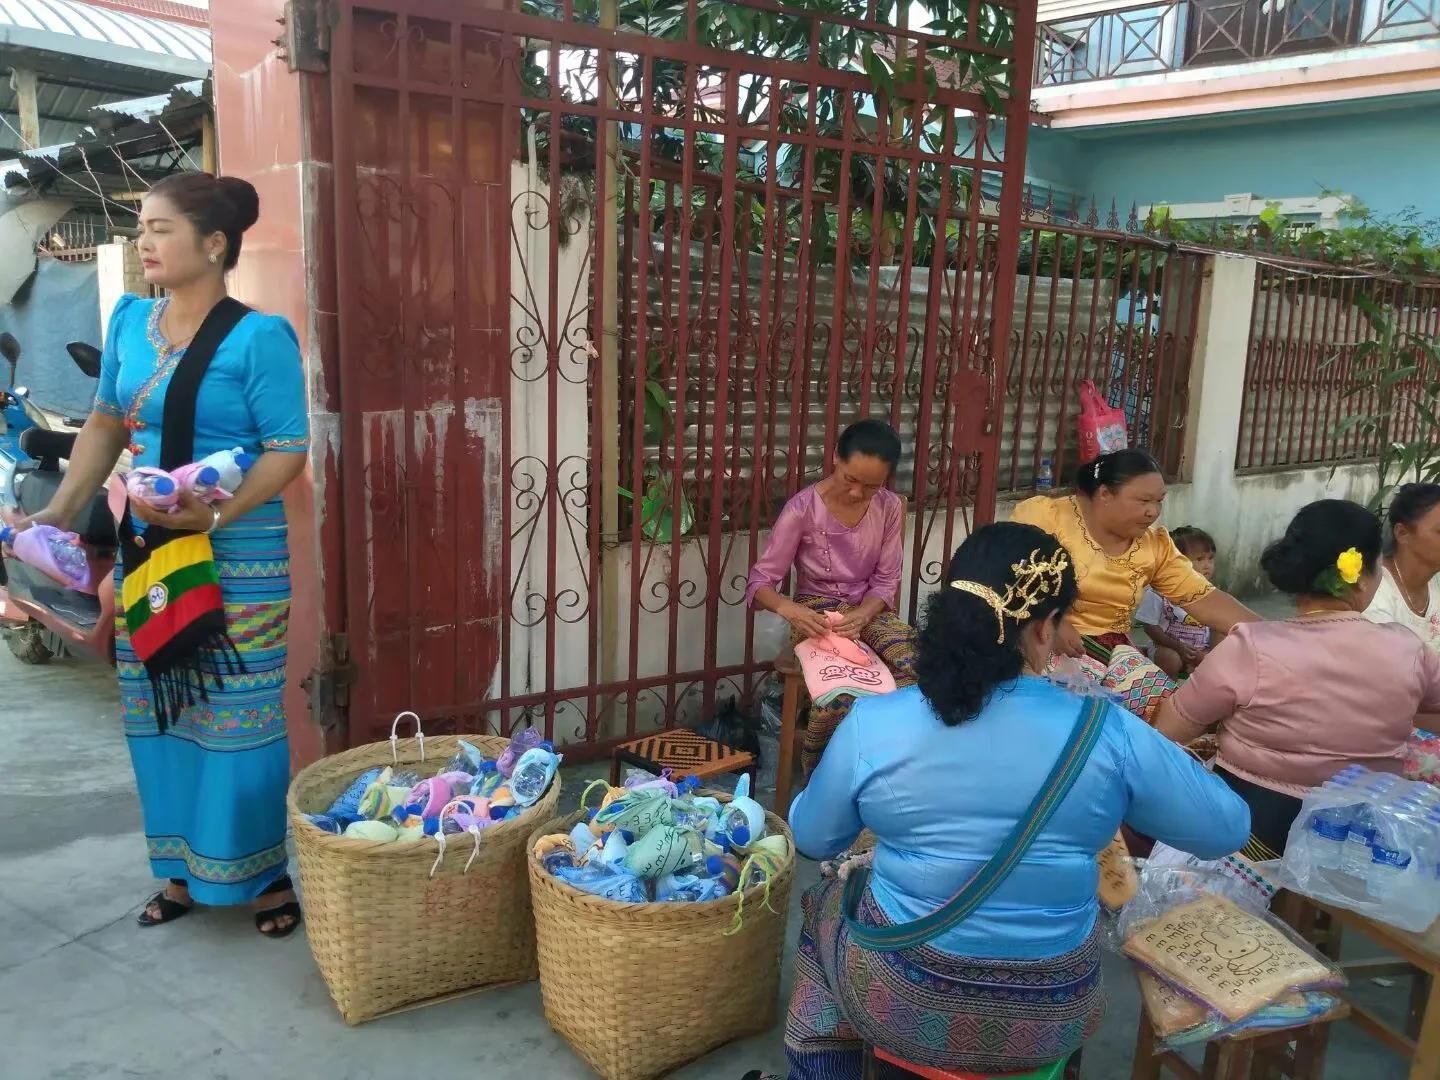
528;807;796;1080
288;721;561;1024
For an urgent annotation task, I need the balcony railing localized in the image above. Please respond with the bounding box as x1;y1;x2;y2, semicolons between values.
1036;0;1440;86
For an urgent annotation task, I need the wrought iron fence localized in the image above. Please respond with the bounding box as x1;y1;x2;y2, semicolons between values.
618;184;1205;538
327;0;1037;753
35;216;104;263
1037;0;1440;86
1237;262;1440;471
1001;210;1204;490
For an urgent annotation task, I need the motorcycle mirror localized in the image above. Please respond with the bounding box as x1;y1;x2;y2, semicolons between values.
66;342;101;379
14;388;50;431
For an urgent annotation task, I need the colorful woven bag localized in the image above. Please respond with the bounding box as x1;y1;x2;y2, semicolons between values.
1405;728;1440;785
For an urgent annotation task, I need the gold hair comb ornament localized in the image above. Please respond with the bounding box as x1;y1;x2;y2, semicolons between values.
950;548;1071;643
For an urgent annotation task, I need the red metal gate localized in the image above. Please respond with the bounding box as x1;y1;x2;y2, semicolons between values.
327;0;1035;750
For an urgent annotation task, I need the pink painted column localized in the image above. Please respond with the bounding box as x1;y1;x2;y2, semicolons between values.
210;0;338;768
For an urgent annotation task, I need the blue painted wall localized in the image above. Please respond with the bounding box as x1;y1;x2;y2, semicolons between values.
1022;99;1439;222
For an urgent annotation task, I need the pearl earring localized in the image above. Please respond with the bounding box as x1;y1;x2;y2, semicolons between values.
208;253;219;264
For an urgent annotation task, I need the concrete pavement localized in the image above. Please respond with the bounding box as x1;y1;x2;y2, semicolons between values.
0;598;1414;1079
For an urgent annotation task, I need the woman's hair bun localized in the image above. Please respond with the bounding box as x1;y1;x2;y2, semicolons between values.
215;176;260;232
916;522;1078;726
1257;536;1310;594
1260;499;1381;596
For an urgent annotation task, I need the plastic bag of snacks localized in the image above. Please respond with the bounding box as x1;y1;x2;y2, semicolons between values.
1119;866;1343;1024
1145;842;1278;913
1136;969;1340;1050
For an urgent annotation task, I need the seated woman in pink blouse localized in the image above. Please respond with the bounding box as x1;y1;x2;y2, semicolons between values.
746;420;915;772
1155;500;1440;861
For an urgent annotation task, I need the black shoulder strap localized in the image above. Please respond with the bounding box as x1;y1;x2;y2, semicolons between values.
158;296;251;470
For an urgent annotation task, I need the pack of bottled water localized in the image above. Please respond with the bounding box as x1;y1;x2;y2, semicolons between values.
1281;766;1440;932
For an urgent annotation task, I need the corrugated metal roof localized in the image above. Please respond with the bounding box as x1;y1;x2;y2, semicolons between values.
10;75;206;160
89;76;202;122
0;0;211;76
3;74;208;185
0;82;133;150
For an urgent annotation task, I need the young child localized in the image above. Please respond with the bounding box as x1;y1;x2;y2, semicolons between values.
1138;526;1217;678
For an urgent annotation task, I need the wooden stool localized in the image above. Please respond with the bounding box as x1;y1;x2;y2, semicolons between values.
609;728;756;787
773;644;805;815
1130;997;1350;1080
862;1045;1073;1079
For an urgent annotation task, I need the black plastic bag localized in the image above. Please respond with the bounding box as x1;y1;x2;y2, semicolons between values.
691;695;761;757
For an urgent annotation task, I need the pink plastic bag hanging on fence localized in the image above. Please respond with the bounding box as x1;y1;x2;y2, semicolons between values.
1077;378;1128;464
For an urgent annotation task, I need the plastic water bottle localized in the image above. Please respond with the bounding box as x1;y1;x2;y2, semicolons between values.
1036;457;1054;490
1306;807;1352;872
468;761;503;798
194;448;252;491
1321;764;1366;791
540;846;577;875
720;776;767;850
509;746;561;807
590;829;630;870
567;821;599;861
1369;832;1416;901
673;833;728;880
552;863;649;903
126;468;180;510
442;739;486;777
1369;801;1440;926
497;728;545;777
1343;804;1379;876
655;873;731;903
325;766;385;818
1428;807;1440;887
1343;776;1402;875
673;791;722;837
0;524;89;589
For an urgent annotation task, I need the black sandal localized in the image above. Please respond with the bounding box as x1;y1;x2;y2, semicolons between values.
137;880;193;928
254;875;302;939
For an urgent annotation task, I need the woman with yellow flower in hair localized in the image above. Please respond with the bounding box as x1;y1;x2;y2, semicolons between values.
1156;500;1440;860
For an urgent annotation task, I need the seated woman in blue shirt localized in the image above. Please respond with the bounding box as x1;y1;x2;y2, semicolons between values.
744;521;1250;1080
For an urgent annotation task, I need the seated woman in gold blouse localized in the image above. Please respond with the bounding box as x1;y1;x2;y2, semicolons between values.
1012;450;1259;665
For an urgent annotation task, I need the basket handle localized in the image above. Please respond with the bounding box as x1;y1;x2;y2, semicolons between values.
429;796;489;877
389;710;425;765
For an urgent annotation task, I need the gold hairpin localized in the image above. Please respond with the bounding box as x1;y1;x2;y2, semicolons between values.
950;548;1071;643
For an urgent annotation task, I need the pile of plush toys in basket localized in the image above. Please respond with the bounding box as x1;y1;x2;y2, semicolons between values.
534;773;791;914
304;729;561;869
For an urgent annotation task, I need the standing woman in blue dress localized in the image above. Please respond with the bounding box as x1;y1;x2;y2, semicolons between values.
19;173;309;936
